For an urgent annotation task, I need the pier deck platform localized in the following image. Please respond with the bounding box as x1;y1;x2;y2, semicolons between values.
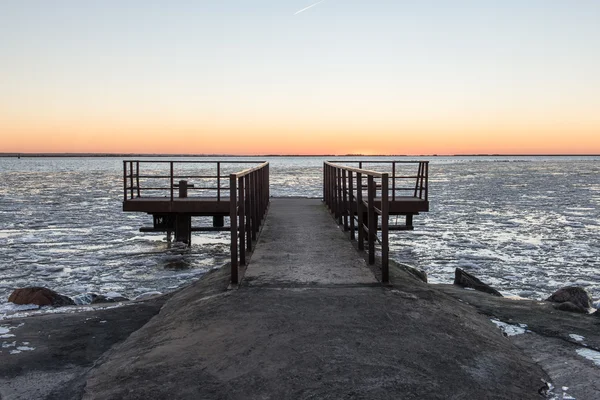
82;198;548;399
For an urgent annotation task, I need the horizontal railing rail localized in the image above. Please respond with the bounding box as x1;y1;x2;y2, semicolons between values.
122;160;267;202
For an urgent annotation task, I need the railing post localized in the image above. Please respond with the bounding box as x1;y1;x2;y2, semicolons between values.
414;162;422;198
238;176;245;266
392;162;396;201
136;161;140;198
348;170;355;240
230;174;238;284
367;175;376;265
217;162;221;201
123;161;127;201
129;161;134;199
336;168;343;224
424;162;429;201
325;164;330;209
170;162;174;201
323;163;326;201
342;169;348;230
381;173;389;283
245;174;252;251
357;172;364;251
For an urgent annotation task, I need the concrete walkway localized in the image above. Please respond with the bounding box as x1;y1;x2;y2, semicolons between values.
79;198;547;399
245;198;376;286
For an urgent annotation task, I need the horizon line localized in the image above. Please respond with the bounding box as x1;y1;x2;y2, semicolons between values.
1;152;600;158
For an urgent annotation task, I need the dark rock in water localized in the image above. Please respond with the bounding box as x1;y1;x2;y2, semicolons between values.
90;294;130;304
546;286;592;312
8;287;75;307
454;268;503;297
553;301;588;314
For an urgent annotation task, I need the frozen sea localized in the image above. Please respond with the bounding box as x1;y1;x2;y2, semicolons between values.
0;156;599;316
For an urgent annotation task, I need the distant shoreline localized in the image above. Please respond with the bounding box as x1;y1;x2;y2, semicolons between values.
1;153;600;158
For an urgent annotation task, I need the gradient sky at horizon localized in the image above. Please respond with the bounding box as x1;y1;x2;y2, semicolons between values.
1;0;599;155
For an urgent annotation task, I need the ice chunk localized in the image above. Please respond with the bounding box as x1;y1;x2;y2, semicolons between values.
569;334;585;342
490;319;529;336
576;348;600;367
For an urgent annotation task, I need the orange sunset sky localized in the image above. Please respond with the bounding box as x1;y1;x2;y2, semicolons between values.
1;1;599;155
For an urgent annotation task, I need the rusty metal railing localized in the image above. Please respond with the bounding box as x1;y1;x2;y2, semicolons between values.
229;162;270;284
323;161;390;282
326;160;429;201
323;160;428;283
122;160;266;202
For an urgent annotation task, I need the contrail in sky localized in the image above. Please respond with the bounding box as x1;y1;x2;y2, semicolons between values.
294;0;326;15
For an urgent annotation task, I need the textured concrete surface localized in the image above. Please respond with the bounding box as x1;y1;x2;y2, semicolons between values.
81;199;548;399
245;198;377;286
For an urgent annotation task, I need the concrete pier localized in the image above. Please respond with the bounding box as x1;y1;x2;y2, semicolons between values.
81;199;548;399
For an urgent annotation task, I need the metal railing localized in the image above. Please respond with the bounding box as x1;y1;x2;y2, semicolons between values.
323;160;428;283
122;160;266;202
326;160;429;201
229;162;270;284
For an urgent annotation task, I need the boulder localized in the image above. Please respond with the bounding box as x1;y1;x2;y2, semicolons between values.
553;301;587;314
546;286;592;312
454;268;503;297
8;287;75;307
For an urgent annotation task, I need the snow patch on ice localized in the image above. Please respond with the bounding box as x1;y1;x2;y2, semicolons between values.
569;334;585;342
490;319;529;336
576;348;600;367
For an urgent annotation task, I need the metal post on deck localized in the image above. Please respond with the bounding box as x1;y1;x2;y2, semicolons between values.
342;169;348;231
357;172;364;251
238;176;245;266
336;169;343;224
129;162;134;199
367;175;376;265
217;162;221;201
123;161;127;201
230;175;238;284
136;161;140;198
392;162;396;201
245;175;251;252
348;171;355;240
170;162;174;201
381;173;389;283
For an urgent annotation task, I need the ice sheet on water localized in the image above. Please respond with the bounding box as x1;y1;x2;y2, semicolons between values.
1;156;599;318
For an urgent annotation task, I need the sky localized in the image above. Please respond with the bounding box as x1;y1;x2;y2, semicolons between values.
1;0;599;155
